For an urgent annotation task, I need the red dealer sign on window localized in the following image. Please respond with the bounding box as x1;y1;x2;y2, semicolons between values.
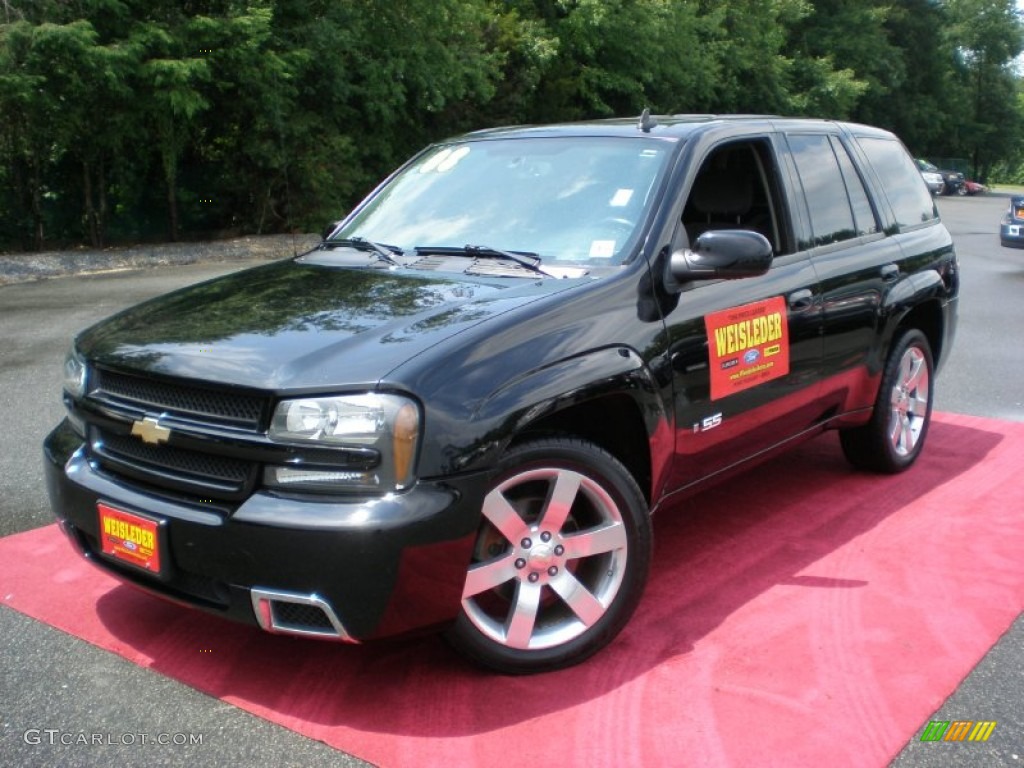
705;296;790;401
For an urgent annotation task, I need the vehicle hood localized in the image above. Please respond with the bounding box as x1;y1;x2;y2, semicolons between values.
77;260;579;391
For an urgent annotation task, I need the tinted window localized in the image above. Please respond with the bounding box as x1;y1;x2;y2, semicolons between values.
830;136;878;236
856;137;937;228
788;134;857;248
682;139;787;254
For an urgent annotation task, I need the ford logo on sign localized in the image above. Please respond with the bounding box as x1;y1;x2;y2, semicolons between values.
744;349;761;364
124;540;137;551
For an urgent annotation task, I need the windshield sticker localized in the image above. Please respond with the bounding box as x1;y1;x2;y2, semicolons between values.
589;240;616;258
436;146;471;172
610;189;634;207
418;147;451;173
705;296;789;400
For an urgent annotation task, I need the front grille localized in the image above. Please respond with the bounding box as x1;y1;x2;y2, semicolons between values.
92;428;256;500
93;369;267;430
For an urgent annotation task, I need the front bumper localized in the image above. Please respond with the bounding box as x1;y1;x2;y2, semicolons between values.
44;419;483;641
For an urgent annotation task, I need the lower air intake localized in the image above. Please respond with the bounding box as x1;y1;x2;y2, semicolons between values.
250;588;356;643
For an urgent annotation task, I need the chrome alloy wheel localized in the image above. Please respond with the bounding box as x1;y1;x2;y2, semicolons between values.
887;345;930;457
461;466;629;651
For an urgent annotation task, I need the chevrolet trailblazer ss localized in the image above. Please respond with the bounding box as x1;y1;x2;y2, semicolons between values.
46;115;958;673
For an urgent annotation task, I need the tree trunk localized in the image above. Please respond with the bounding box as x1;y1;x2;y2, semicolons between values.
83;160;99;247
30;159;44;251
166;166;179;242
97;158;107;248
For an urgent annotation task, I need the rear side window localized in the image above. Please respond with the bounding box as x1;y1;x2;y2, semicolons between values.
856;137;937;229
830;136;878;237
787;133;860;248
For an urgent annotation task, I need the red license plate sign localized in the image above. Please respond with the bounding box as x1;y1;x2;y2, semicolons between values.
98;503;162;574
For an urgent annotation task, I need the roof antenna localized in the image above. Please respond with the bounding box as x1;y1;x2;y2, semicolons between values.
638;108;658;133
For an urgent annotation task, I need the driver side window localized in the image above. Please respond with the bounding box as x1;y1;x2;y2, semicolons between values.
682;139;789;255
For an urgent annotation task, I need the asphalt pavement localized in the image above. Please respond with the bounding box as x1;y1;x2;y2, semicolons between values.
0;195;1021;766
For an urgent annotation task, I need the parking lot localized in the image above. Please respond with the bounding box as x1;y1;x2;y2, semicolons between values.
1;193;1021;766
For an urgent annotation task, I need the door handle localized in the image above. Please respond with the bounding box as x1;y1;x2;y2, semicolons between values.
881;263;900;282
788;289;814;311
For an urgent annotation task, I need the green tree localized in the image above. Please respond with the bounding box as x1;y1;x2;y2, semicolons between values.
861;0;960;156
263;0;502;228
495;0;719;120
703;0;814;115
0;19;119;248
134;20;211;241
945;0;1024;179
0;20;46;248
4;0;1024;251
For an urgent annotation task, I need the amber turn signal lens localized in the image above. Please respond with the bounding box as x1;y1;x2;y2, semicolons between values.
392;402;420;489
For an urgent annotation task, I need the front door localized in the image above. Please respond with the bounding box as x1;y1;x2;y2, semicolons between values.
662;136;824;491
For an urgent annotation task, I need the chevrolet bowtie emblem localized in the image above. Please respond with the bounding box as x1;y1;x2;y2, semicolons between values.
131;417;171;445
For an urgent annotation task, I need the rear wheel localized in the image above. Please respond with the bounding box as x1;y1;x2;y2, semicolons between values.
446;437;651;674
840;329;934;473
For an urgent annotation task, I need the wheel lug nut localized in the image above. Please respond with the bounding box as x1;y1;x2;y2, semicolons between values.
554;545;564;556
547;566;558;576
528;572;539;583
540;531;552;542
515;558;526;569
521;538;532;549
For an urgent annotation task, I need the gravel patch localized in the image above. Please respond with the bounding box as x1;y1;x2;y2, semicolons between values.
0;234;321;285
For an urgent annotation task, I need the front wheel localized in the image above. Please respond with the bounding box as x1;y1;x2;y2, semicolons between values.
840;329;934;473
446;437;651;674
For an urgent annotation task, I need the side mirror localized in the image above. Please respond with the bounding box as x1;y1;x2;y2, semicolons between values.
670;229;773;282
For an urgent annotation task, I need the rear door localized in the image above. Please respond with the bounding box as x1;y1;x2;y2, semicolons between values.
782;130;906;416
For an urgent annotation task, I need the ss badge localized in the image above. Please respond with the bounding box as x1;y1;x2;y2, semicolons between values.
693;413;723;433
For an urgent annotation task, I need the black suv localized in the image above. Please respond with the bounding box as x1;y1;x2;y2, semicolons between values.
46;115;958;674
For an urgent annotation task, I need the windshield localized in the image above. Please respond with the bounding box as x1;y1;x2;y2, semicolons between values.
332;136;672;267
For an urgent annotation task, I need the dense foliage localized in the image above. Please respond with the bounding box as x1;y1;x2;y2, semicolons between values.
1;0;1022;251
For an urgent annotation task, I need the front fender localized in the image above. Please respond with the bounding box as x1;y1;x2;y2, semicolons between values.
465;346;672;486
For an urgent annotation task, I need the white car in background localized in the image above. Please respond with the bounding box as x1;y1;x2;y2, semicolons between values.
920;168;945;196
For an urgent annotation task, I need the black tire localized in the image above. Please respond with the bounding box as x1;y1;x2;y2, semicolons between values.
445;437;651;674
840;329;934;473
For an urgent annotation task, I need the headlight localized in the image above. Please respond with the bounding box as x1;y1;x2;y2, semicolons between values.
266;393;420;492
62;348;88;399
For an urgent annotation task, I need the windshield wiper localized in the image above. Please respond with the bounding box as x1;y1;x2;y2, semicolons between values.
323;237;403;266
415;244;552;277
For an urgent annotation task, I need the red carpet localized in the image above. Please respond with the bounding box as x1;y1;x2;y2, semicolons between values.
3;412;1023;767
